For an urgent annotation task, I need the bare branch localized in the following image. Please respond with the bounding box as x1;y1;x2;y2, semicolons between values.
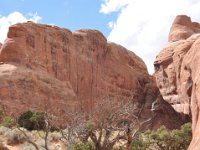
17;127;39;150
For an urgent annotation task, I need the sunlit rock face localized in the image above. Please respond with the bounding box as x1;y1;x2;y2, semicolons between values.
154;15;200;150
0;22;183;129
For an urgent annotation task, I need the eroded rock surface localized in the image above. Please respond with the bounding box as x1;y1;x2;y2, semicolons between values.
154;15;200;149
0;22;183;129
169;15;200;42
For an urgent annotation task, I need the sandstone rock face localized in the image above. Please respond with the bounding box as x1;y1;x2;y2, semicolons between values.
169;15;200;42
0;22;147;114
0;22;183;128
154;15;200;149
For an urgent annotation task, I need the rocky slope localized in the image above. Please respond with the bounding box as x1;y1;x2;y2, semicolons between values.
0;22;183;129
154;15;200;150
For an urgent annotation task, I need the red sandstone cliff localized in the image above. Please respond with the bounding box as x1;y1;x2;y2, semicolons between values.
0;22;183;129
154;15;200;150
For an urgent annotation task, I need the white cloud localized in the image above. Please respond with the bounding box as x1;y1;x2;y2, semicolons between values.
107;21;115;29
100;0;200;74
0;11;41;43
100;0;129;14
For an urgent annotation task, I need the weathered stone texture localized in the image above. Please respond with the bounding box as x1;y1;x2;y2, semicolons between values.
0;22;183;129
154;15;200;150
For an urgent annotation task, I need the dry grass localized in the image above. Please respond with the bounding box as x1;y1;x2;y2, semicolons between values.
5;129;26;146
0;126;66;150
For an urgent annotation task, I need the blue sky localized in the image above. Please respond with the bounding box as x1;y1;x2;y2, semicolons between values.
1;0;200;73
0;0;117;37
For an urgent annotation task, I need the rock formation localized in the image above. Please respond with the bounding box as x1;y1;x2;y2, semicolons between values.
168;15;200;42
154;15;200;150
0;22;183;128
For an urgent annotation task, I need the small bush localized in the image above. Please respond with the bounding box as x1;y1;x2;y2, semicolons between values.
21;141;45;150
31;130;44;140
5;129;26;146
131;122;192;150
21;139;46;150
21;143;37;150
0;126;10;135
49;132;62;142
0;116;16;127
50;126;60;132
131;138;147;150
18;111;46;130
72;142;95;150
112;146;126;150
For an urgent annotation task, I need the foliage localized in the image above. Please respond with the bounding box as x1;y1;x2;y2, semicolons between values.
72;142;95;150
49;131;61;142
131;122;192;150
131;138;146;150
84;121;95;131
50;126;59;132
17;111;46;130
112;147;126;150
0;108;192;150
0;116;16;128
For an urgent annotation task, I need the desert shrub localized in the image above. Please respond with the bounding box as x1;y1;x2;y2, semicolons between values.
169;122;192;149
0;126;10;135
31;130;44;140
21;139;65;150
50;126;60;132
5;129;26;146
0;116;16;127
17;111;46;130
131;122;192;150
21;141;45;150
0;110;5;121
21;143;37;150
49;142;66;150
131;138;147;150
49;131;62;142
21;139;46;150
112;146;126;150
72;142;95;150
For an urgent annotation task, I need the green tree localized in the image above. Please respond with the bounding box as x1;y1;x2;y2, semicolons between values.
17;111;46;130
